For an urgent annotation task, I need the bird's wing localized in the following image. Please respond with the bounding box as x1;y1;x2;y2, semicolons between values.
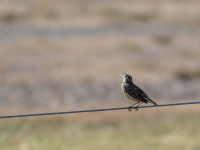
133;85;157;105
144;96;157;105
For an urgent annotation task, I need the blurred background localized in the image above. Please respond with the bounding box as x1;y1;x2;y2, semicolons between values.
0;0;200;149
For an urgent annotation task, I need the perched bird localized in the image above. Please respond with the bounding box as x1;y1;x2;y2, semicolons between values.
121;72;157;111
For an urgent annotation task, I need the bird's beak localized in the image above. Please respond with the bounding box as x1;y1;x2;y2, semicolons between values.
121;72;127;78
122;72;127;76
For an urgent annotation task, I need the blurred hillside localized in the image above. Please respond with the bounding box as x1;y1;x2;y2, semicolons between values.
0;0;200;110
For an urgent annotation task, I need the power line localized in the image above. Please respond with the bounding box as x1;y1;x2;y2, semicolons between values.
0;101;200;119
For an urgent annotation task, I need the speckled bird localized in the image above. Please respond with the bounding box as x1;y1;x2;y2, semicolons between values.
121;72;157;111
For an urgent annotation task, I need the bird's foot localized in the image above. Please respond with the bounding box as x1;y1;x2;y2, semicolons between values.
128;106;132;112
128;105;139;111
134;106;139;111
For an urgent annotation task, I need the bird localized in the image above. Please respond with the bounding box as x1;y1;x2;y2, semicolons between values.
121;72;157;111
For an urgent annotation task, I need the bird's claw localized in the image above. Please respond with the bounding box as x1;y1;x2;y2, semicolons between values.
128;106;139;112
134;107;139;111
128;106;132;112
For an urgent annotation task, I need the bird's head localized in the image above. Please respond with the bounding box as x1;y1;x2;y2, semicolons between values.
121;72;133;83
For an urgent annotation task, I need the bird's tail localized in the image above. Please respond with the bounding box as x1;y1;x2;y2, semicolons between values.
145;97;158;105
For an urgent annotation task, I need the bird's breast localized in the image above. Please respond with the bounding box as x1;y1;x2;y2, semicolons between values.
121;83;138;102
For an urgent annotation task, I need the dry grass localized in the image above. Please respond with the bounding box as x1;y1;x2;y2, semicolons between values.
0;0;200;26
0;35;200;107
175;69;200;81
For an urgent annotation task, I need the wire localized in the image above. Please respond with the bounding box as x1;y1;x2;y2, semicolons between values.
0;101;200;119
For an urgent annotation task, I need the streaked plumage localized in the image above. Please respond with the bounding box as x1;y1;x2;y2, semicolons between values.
121;72;157;111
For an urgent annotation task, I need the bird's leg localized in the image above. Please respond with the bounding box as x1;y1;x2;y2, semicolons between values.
128;101;143;112
134;101;143;111
128;102;139;112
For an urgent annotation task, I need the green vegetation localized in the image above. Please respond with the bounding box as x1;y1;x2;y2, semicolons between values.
1;106;200;150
